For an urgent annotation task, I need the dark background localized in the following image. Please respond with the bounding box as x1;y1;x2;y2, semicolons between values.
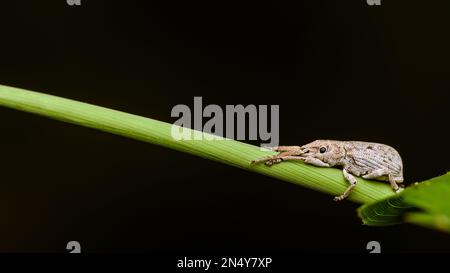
0;0;449;253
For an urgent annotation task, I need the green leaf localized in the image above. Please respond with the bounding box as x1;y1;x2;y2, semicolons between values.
358;172;450;233
0;84;395;204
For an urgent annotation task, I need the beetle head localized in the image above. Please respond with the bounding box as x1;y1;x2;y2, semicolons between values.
299;140;345;166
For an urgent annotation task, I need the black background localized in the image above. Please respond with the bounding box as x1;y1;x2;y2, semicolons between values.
0;0;449;253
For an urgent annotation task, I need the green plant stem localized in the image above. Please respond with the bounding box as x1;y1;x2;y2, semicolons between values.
0;84;395;203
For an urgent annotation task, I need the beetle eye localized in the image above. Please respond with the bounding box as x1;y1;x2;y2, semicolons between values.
319;147;326;153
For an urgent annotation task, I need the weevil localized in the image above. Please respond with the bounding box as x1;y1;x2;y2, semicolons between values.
251;140;404;201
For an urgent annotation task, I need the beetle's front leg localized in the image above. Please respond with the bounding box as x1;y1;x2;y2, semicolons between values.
267;156;331;168
303;157;331;167
251;152;292;166
251;154;305;166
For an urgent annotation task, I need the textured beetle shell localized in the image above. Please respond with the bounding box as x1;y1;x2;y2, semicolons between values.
340;141;403;182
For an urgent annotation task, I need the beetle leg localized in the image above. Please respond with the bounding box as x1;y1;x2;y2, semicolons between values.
334;168;357;201
251;152;303;166
303;157;331;167
388;174;401;192
361;168;389;179
362;169;400;192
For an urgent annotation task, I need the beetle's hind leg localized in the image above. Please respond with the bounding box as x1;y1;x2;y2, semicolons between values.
362;169;401;192
388;174;402;193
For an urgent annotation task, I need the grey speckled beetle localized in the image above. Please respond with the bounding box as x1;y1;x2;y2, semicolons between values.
251;140;404;201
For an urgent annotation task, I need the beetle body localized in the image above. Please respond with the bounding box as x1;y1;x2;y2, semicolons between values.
251;140;404;201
